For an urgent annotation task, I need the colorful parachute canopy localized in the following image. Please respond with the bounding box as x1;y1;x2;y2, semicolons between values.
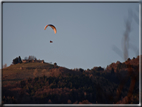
50;40;53;43
44;24;57;34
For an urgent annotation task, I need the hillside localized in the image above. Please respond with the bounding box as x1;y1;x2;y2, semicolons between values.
2;61;83;86
3;62;53;85
2;55;140;104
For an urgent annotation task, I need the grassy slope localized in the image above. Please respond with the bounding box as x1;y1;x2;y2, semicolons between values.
2;62;82;86
2;62;54;86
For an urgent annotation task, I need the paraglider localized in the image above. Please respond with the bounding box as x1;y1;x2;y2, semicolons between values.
50;40;53;43
44;24;57;34
44;24;57;43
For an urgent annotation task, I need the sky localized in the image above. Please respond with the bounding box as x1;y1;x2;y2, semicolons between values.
2;2;139;70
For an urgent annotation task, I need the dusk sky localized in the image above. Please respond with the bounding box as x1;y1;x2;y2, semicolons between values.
1;2;139;70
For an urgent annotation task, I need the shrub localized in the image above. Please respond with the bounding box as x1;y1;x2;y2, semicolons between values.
54;62;57;68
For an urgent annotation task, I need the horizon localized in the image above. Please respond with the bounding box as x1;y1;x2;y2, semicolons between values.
5;54;139;70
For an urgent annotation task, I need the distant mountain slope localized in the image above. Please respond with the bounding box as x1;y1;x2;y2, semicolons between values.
2;55;140;104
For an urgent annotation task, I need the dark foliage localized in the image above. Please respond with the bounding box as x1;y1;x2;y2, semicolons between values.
12;56;22;64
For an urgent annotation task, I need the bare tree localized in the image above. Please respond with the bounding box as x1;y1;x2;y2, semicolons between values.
28;55;37;60
24;56;37;60
3;64;7;68
24;57;28;60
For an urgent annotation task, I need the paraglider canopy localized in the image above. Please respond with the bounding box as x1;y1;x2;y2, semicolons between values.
50;40;53;43
44;24;57;34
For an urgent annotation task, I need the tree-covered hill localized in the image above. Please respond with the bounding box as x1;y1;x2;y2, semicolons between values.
2;55;140;104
